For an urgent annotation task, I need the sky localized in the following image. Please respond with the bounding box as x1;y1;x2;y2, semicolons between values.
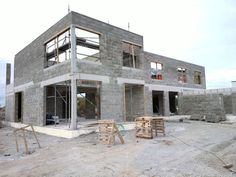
0;0;236;105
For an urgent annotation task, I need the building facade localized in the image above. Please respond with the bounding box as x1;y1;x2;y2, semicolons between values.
5;12;206;129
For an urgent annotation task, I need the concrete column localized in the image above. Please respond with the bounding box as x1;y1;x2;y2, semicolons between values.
6;63;11;85
163;91;170;116
70;25;77;130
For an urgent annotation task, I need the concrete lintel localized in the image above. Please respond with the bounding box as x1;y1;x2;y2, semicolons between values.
78;59;102;65
76;73;110;83
14;81;34;92
146;84;205;92
40;74;70;87
117;78;145;85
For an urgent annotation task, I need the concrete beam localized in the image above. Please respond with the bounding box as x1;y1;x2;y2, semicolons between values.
117;78;145;85
76;73;110;83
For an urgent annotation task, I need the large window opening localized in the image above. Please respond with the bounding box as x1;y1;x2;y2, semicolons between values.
45;29;71;67
151;62;163;80
45;27;100;68
46;82;71;125
45;80;101;126
75;28;100;62
177;67;187;83
194;71;201;84
122;42;141;69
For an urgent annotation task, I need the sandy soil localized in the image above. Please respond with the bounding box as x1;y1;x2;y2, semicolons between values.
0;120;236;177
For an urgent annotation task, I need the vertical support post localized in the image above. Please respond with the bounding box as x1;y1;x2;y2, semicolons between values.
130;86;133;118
131;45;135;68
70;25;77;130
163;91;170;116
123;84;126;121
54;85;57;116
14;131;19;152
31;125;41;148
143;86;147;116
22;130;29;154
65;81;68;121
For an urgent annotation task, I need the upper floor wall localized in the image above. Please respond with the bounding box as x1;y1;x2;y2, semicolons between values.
144;52;206;89
14;11;144;87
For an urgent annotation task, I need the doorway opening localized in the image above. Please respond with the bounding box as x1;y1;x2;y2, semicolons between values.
152;91;164;115
15;92;23;122
169;92;178;115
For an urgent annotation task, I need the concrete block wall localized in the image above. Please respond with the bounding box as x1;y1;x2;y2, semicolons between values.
145;86;153;117
232;92;236;115
223;95;232;114
5;95;14;122
131;86;145;119
144;52;206;89
14;14;72;87
100;81;124;121
23;85;45;126
178;94;226;122
6;13;72;125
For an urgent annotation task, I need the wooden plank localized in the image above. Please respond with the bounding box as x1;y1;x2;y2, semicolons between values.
114;124;124;144
14;131;19;152
22;130;29;154
31;125;41;148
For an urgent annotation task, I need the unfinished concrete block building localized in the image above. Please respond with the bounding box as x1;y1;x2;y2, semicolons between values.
5;12;206;129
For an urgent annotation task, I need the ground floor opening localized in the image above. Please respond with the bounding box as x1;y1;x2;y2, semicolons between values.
45;80;101;125
152;91;164;116
15;92;23;123
169;91;178;115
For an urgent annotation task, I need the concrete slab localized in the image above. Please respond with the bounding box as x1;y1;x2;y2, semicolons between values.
1;120;135;138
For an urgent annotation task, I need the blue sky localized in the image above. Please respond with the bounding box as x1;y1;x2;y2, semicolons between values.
0;0;236;105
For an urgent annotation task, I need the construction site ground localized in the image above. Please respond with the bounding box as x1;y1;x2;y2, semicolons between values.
0;120;236;177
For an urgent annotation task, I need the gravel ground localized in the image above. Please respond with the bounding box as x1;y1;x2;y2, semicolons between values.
0;120;236;177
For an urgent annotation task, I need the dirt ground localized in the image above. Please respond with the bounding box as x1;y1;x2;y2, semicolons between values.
0;120;236;177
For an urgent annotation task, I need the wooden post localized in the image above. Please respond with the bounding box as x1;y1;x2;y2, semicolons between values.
31;125;41;148
22;130;29;154
114;124;125;144
14;131;19;152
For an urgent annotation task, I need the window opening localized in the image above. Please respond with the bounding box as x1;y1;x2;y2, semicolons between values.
122;42;141;68
75;28;100;62
45;29;71;67
194;71;201;84
177;67;187;83
151;62;163;80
